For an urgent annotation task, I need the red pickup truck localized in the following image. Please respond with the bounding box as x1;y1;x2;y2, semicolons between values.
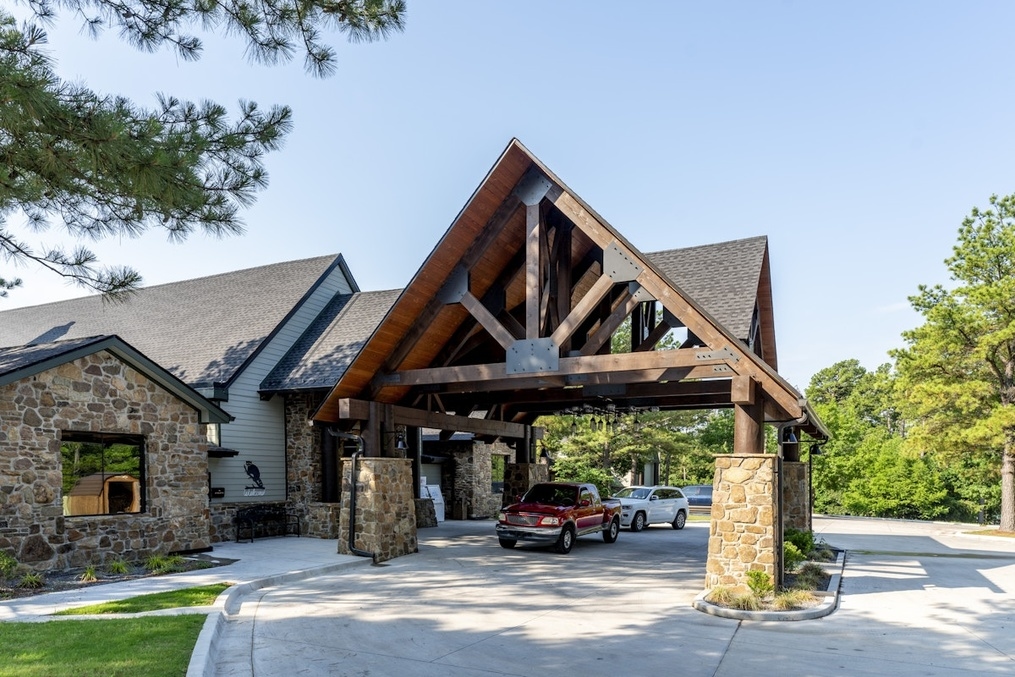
495;482;622;554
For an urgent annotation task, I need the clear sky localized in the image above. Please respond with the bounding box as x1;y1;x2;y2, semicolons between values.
4;2;1014;391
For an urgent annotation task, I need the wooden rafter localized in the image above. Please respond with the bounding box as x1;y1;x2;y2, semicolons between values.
316;139;826;440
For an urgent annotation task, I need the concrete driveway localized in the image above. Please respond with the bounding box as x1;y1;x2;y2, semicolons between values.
210;517;1015;676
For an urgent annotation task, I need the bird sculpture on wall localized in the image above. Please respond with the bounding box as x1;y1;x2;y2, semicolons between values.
244;461;264;489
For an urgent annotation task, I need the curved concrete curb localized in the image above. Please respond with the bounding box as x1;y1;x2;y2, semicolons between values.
692;550;845;622
186;558;372;677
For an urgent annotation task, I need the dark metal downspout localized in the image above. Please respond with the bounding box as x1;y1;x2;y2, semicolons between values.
327;430;376;561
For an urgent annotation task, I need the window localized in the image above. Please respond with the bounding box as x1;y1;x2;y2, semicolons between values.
205;423;221;446
61;433;145;516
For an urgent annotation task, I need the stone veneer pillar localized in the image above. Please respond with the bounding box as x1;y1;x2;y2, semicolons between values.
781;461;811;533
282;392;344;538
338;458;416;562
705;454;782;592
502;463;549;506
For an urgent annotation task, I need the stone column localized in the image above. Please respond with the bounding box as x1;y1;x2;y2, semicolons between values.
705;454;782;593
338;458;417;562
781;462;811;532
502;463;549;506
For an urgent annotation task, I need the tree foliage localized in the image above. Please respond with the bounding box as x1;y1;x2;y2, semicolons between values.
0;1;405;299
893;194;1015;531
539;409;721;497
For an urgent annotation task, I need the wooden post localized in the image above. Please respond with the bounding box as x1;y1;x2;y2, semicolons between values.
731;376;765;454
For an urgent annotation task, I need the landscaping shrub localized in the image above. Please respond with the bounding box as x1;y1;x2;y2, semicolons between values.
792;562;828;591
784;527;815;556
746;569;774;597
0;551;17;582
107;559;131;575
784;541;806;571
772;589;817;610
705;586;762;610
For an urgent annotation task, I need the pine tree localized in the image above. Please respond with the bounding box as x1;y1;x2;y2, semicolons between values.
894;194;1015;532
0;1;406;299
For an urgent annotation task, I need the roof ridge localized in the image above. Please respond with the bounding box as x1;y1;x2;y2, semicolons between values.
1;254;341;312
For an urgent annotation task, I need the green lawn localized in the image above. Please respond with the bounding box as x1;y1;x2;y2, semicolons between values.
54;583;230;615
0;615;206;676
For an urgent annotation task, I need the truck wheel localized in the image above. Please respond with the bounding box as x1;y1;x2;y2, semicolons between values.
631;512;646;532
603;517;620;543
555;525;575;554
672;510;687;530
499;538;517;549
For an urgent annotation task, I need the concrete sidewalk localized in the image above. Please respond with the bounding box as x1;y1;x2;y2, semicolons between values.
0;536;364;622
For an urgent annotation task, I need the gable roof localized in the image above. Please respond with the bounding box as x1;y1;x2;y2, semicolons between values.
260;289;401;393
315;138;826;440
647;235;777;368
0;335;232;423
0;255;346;388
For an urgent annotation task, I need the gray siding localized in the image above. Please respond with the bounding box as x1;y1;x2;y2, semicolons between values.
210;268;355;504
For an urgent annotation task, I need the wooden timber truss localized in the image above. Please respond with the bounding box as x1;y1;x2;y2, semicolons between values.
314;139;827;457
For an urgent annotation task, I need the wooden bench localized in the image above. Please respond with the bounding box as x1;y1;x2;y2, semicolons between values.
234;505;301;543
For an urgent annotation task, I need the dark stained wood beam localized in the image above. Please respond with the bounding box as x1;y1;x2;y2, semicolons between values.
580;287;639;356
337;398;535;439
378;349;738;390
549;274;615;348
459;291;516;350
634;318;673;352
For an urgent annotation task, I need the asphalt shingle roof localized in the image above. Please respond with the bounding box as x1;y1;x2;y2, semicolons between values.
0;335;109;378
0;255;340;387
261;289;401;392
646;235;767;339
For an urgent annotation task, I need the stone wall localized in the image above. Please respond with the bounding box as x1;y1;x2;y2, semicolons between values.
305;502;342;538
705;454;781;593
502;463;549;506
782;462;811;533
284;392;326;532
420;440;512;519
0;351;211;570
338;458;416;562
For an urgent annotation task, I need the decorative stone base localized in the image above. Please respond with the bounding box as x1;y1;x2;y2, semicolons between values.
305;502;341;538
782;462;811;533
705;454;781;593
502;463;549;506
415;498;438;528
338;458;417;562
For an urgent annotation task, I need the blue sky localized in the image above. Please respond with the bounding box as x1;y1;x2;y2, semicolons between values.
5;2;1015;391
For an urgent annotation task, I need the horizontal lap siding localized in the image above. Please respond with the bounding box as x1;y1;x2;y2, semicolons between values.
211;268;355;504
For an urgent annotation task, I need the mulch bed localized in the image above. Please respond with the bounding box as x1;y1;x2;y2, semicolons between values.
0;553;235;601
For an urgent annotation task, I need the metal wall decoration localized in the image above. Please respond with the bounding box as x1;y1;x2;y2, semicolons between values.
243;460;267;497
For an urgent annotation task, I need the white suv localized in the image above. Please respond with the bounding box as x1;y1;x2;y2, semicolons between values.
613;486;689;531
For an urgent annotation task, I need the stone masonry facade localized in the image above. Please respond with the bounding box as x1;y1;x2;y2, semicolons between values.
338;458;416;562
782;461;811;533
502;462;549;507
283;392;342;538
428;439;513;519
705;454;782;593
0;351;211;570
